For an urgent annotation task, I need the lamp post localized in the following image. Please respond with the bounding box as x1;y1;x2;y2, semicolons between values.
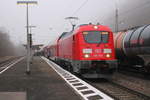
28;25;36;63
17;1;37;75
28;26;36;34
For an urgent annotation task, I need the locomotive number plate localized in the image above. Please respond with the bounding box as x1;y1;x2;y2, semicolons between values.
104;49;112;53
95;49;103;53
83;49;92;53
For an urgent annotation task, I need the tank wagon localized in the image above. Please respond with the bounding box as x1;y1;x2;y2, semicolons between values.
44;24;117;78
114;24;150;73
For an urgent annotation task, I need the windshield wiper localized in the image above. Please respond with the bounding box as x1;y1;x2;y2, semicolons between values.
96;41;101;47
97;36;103;47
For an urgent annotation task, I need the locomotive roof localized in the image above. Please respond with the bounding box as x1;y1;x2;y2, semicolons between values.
73;24;112;34
57;24;112;40
42;24;112;49
77;24;111;30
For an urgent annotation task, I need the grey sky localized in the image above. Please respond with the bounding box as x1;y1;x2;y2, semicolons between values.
0;0;150;45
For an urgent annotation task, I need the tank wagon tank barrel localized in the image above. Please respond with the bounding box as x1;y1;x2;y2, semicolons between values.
114;24;150;73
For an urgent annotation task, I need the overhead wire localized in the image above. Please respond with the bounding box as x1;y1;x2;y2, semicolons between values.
117;1;150;27
95;0;150;24
71;0;89;16
119;0;150;16
59;0;89;32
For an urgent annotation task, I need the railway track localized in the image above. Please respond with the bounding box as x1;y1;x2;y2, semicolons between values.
118;67;150;79
0;56;18;65
87;79;150;100
112;72;150;97
0;56;22;73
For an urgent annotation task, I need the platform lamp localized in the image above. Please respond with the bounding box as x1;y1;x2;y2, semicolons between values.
17;1;37;75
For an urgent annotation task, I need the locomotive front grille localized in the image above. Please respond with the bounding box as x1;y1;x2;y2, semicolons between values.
79;60;116;74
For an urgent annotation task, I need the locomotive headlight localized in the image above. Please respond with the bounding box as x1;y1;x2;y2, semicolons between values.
94;25;98;29
84;54;90;58
105;54;111;58
83;49;92;53
103;49;112;53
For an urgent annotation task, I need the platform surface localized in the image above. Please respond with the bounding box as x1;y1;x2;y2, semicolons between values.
0;57;80;100
0;92;26;100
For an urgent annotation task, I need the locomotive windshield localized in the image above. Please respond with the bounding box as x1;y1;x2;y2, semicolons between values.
83;31;109;43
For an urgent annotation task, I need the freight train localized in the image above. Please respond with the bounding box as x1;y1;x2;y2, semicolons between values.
114;24;150;73
43;24;117;78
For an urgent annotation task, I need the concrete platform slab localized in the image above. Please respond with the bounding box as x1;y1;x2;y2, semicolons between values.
0;57;80;100
0;92;26;100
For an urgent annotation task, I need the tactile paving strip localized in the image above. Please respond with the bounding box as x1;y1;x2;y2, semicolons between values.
42;57;114;100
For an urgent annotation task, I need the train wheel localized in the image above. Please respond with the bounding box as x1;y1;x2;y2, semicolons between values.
67;65;73;72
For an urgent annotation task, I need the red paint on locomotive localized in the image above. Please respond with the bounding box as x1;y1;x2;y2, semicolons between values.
44;24;117;78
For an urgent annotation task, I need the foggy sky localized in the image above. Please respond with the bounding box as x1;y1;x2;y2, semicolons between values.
101;0;150;31
0;28;26;56
0;0;150;45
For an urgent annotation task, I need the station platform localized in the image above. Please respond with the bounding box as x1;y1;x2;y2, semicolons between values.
0;57;80;100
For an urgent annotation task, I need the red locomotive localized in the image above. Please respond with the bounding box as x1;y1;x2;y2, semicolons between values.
44;24;117;78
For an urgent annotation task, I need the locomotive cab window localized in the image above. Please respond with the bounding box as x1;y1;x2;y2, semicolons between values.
101;32;109;43
83;31;109;43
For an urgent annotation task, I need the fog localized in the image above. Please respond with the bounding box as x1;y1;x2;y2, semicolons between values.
100;0;150;31
0;28;26;57
0;0;150;53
